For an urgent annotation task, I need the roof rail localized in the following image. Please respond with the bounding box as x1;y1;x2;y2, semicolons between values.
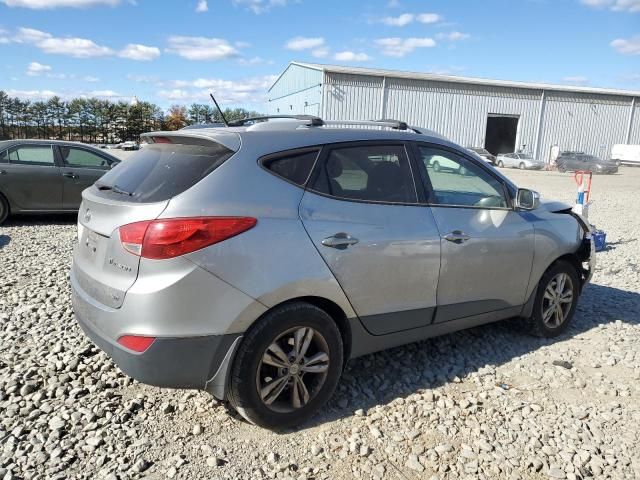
322;119;422;134
228;115;324;127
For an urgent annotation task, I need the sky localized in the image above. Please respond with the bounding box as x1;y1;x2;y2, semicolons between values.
0;0;638;112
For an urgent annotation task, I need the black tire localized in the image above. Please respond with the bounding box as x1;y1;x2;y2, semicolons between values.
497;160;504;168
0;194;9;225
227;302;344;430
558;165;567;173
520;260;580;338
432;160;441;172
519;162;526;170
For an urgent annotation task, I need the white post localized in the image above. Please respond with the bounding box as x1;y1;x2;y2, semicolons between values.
533;89;546;160
626;97;636;144
379;76;387;120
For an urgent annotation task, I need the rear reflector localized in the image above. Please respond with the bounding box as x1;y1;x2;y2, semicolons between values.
118;217;257;259
117;335;156;353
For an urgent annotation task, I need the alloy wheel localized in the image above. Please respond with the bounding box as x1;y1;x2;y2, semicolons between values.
256;327;330;413
541;273;574;328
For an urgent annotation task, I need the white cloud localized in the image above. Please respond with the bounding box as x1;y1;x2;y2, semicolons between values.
89;89;120;97
233;0;288;14
312;47;330;58
610;36;640;54
382;13;414;26
195;0;207;12
376;37;436;57
0;29;10;44
15;27;113;57
127;74;159;83
237;56;272;65
166;36;239;60
119;43;161;61
1;0;120;8
562;76;589;85
333;51;371;62
26;61;51;76
437;31;470;41
6;88;129;101
380;12;441;26
580;0;640;12
285;36;325;51
416;13;441;23
84;75;99;82
159;74;277;104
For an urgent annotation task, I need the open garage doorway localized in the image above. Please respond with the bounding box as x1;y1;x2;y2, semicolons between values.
485;115;519;155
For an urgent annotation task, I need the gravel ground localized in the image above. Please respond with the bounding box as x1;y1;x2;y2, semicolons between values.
1;167;639;480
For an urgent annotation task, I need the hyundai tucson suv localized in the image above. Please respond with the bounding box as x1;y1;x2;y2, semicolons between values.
71;117;595;429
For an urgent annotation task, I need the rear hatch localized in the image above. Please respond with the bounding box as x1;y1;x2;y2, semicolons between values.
73;134;238;308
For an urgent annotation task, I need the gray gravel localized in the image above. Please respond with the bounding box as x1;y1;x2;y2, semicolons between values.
1;167;639;479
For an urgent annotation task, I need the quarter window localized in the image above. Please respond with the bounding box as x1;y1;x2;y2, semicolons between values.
312;144;416;203
1;145;55;166
418;146;508;208
60;147;110;169
262;150;318;186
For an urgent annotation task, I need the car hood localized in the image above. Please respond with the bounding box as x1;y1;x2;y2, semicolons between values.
540;199;573;213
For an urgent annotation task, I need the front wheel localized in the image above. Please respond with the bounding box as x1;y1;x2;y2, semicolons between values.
432;160;441;172
227;302;344;430
519;162;526;170
521;260;580;338
0;195;9;225
497;160;504;168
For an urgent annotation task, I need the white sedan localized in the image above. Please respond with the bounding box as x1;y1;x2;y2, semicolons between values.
496;153;544;170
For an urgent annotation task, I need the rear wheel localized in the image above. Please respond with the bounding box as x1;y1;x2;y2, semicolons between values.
519;162;526;170
0;195;9;225
558;165;567;173
497;160;504;168
227;302;343;430
521;260;579;338
432;160;441;172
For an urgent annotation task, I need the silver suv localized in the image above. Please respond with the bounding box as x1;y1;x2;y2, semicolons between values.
71;117;595;429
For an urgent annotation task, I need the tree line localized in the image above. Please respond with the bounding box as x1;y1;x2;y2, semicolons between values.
0;90;263;143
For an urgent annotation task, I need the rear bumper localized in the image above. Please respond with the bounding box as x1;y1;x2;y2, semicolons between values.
71;269;242;393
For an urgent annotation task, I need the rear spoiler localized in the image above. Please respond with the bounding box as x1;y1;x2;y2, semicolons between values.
140;131;240;152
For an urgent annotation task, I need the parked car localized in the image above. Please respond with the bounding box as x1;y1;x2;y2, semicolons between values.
611;144;640;167
0;139;120;224
556;152;618;174
71;118;594;429
121;141;139;151
467;147;496;165
496;153;544;170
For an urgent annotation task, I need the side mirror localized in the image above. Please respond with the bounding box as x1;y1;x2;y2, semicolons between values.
516;188;540;210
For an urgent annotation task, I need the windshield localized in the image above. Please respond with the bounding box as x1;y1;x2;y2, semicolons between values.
94;142;233;203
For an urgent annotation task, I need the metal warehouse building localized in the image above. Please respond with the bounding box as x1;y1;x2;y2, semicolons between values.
268;62;640;162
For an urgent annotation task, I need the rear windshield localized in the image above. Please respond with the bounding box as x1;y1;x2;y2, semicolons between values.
94;142;233;203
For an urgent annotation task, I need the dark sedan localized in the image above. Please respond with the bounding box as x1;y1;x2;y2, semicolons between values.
0;139;120;224
556;152;618;174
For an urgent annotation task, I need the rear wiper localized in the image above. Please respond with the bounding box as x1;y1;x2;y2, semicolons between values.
96;183;133;196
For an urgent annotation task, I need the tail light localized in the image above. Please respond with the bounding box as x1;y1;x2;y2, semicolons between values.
118;335;156;353
118;217;257;260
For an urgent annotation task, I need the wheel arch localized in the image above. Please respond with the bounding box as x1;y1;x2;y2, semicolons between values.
253;296;353;363
0;189;10;221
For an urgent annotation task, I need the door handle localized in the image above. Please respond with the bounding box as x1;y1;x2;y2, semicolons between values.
322;232;359;249
62;172;78;179
444;230;471;244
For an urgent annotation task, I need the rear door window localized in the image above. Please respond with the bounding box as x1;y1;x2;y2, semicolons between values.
1;145;55;166
311;144;417;204
94;142;234;203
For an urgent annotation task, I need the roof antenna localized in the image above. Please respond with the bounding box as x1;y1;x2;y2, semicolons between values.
209;93;229;127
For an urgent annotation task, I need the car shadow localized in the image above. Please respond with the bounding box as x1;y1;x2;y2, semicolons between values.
2;213;77;227
282;283;640;431
0;234;9;248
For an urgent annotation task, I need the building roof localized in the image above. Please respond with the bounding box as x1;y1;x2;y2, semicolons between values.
285;62;640;99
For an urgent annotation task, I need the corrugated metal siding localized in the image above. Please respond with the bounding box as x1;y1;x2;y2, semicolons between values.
538;92;632;160
384;78;541;150
629;100;640;145
322;73;383;121
267;64;322;116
